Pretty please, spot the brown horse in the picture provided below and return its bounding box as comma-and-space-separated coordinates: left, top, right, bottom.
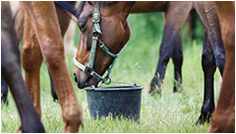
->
1, 1, 45, 132
1, 1, 78, 103
74, 1, 225, 124
194, 1, 235, 132
19, 1, 83, 132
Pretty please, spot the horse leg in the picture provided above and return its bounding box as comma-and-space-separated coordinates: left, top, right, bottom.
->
1, 77, 9, 105
22, 12, 43, 117
196, 28, 216, 124
150, 1, 192, 94
20, 2, 83, 132
1, 4, 25, 106
48, 4, 75, 102
1, 2, 45, 132
193, 2, 225, 76
48, 70, 58, 101
171, 30, 183, 92
209, 2, 235, 132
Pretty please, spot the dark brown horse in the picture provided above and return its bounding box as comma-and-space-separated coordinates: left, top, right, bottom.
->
1, 1, 45, 132
73, 1, 225, 124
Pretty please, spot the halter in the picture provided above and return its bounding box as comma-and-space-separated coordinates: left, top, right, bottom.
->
74, 2, 121, 85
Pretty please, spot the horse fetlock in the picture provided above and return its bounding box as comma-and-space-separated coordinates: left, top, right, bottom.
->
149, 76, 162, 94
173, 82, 183, 93
196, 111, 212, 125
63, 104, 83, 132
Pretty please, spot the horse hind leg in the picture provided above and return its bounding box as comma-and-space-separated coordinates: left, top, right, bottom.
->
22, 12, 43, 117
196, 28, 216, 124
171, 30, 183, 93
149, 2, 192, 94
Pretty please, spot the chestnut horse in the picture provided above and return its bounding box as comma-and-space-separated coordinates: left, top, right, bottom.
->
194, 1, 235, 132
1, 1, 45, 132
1, 1, 77, 103
74, 1, 225, 124
19, 1, 83, 132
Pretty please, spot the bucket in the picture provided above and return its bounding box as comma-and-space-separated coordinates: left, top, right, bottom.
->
85, 84, 143, 121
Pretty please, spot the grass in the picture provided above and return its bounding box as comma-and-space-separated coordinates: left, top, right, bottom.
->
1, 13, 221, 133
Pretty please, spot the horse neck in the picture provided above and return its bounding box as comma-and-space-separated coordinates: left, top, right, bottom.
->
101, 2, 135, 21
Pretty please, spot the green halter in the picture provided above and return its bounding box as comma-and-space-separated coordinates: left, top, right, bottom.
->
74, 2, 121, 85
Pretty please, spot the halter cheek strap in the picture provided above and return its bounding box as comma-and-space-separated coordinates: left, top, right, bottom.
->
74, 2, 122, 85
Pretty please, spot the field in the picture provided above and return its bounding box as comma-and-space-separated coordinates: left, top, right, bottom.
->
1, 13, 221, 133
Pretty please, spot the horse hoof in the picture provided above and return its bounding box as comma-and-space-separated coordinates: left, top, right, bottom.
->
194, 114, 210, 125
149, 85, 162, 95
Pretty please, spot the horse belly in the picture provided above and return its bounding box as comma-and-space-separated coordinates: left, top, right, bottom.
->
131, 1, 167, 13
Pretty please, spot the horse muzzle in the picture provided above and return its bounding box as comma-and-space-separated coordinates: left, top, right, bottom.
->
73, 70, 98, 89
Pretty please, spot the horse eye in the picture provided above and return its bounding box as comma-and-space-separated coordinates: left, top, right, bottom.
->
78, 22, 86, 32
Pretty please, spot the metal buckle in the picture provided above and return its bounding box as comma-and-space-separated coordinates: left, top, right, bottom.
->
104, 77, 111, 85
85, 66, 93, 74
93, 12, 100, 23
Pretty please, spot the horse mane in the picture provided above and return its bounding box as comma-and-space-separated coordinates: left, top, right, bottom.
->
76, 1, 85, 18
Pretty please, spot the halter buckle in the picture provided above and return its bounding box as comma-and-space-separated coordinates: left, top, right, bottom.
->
85, 66, 93, 74
93, 12, 100, 23
104, 77, 111, 85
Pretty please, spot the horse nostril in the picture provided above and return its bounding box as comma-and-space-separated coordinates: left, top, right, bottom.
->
73, 73, 78, 83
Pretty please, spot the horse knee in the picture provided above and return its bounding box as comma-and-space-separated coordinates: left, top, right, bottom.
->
22, 40, 42, 71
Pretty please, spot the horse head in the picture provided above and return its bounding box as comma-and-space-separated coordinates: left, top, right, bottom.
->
74, 1, 135, 88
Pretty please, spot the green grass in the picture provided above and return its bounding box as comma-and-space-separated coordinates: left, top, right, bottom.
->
1, 14, 221, 133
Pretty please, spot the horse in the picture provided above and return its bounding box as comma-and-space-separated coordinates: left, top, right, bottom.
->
194, 1, 235, 132
73, 1, 225, 124
1, 2, 24, 105
1, 1, 45, 132
1, 2, 81, 103
18, 1, 83, 132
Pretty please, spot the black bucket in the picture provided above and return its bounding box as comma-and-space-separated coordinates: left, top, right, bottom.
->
85, 84, 143, 121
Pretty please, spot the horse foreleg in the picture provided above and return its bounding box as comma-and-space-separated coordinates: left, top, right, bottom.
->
48, 4, 74, 102
171, 30, 183, 92
196, 28, 216, 124
22, 13, 43, 117
150, 1, 192, 94
1, 2, 45, 132
20, 2, 83, 132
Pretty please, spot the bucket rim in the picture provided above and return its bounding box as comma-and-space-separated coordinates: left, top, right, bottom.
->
84, 85, 144, 91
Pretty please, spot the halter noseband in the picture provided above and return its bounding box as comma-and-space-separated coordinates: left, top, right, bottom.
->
74, 2, 121, 85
